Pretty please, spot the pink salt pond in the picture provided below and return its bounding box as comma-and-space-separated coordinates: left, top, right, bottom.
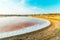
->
0, 17, 50, 38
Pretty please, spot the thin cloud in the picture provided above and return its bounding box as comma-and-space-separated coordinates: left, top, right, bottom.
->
0, 0, 60, 15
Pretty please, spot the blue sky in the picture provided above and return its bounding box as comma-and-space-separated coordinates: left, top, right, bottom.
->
25, 0, 60, 8
0, 0, 60, 15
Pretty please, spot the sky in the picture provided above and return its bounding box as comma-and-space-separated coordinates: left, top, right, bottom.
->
0, 0, 60, 15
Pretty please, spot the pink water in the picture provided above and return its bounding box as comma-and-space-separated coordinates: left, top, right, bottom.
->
0, 21, 40, 33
